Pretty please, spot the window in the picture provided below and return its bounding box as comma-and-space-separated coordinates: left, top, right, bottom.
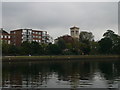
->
29, 30, 32, 33
76, 31, 78, 34
71, 31, 74, 36
8, 36, 10, 38
39, 32, 41, 35
32, 36, 34, 38
35, 36, 38, 38
39, 36, 41, 38
42, 32, 46, 35
39, 40, 41, 42
1, 35, 3, 38
8, 40, 10, 44
4, 36, 7, 38
23, 30, 26, 33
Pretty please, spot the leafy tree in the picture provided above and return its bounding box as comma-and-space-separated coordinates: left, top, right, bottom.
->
98, 38, 113, 54
2, 42, 19, 55
112, 37, 120, 54
79, 31, 94, 55
47, 44, 61, 55
62, 49, 73, 55
30, 41, 42, 55
79, 31, 94, 43
89, 41, 99, 55
79, 42, 90, 55
66, 43, 72, 50
57, 39, 66, 50
2, 29, 120, 55
103, 30, 115, 38
71, 40, 81, 55
100, 30, 120, 54
40, 43, 48, 55
21, 41, 31, 55
9, 45, 19, 55
2, 42, 11, 55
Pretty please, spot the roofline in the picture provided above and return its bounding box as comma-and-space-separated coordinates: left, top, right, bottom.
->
70, 26, 79, 29
10, 29, 47, 32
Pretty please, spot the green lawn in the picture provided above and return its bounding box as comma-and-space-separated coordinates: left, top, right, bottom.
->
2, 55, 120, 62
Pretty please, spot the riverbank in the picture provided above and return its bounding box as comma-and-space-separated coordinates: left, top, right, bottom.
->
2, 55, 120, 62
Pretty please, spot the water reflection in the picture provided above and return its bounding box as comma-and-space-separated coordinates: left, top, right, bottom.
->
2, 59, 120, 88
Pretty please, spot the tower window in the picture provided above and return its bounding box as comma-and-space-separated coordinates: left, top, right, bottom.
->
71, 31, 74, 36
76, 31, 78, 34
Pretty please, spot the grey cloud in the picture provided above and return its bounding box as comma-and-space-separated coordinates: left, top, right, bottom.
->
2, 2, 118, 40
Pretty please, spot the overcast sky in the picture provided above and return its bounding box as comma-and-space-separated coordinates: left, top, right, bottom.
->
2, 2, 118, 40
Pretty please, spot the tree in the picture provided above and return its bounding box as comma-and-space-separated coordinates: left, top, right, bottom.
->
2, 42, 19, 55
101, 30, 120, 54
89, 41, 99, 55
9, 45, 19, 55
66, 43, 72, 50
79, 31, 94, 55
98, 38, 113, 54
112, 36, 120, 54
47, 44, 61, 55
30, 41, 42, 55
2, 42, 11, 55
103, 30, 115, 39
21, 41, 31, 55
79, 31, 94, 43
57, 39, 66, 50
79, 42, 90, 55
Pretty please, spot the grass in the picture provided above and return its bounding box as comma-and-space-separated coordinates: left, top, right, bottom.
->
2, 55, 120, 62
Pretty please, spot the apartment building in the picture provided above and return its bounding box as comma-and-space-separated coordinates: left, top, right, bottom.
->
46, 34, 53, 44
0, 28, 11, 44
10, 29, 50, 46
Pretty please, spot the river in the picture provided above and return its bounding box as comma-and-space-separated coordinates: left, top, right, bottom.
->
2, 59, 120, 89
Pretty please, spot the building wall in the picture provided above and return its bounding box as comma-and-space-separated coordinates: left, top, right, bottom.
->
32, 30, 42, 43
46, 34, 53, 44
10, 29, 50, 46
41, 31, 47, 43
70, 26, 80, 40
1, 28, 52, 46
10, 29, 22, 46
55, 35, 74, 44
0, 29, 11, 44
22, 29, 32, 43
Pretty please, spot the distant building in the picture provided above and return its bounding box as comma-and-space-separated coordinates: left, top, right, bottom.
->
55, 35, 74, 44
10, 29, 50, 46
1, 28, 52, 46
46, 34, 53, 44
55, 26, 80, 44
70, 26, 80, 40
0, 28, 11, 44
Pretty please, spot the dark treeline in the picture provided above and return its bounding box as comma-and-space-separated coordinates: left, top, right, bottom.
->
2, 30, 120, 56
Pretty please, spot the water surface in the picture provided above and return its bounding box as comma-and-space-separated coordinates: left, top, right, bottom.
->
2, 59, 120, 89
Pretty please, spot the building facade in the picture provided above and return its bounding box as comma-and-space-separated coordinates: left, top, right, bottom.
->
10, 29, 50, 46
55, 35, 74, 44
46, 34, 53, 44
70, 26, 80, 40
0, 28, 11, 44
